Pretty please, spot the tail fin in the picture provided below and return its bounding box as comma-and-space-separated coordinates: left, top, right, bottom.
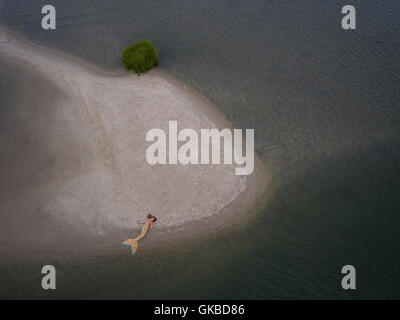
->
122, 239, 138, 255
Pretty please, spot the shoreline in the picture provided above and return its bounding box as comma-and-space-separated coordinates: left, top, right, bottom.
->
0, 25, 270, 258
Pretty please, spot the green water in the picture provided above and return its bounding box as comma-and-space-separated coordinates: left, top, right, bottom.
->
0, 0, 399, 299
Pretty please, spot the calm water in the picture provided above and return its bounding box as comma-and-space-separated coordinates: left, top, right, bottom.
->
1, 0, 400, 299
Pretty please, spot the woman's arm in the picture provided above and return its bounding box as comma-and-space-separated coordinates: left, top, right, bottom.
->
150, 221, 157, 228
137, 220, 146, 225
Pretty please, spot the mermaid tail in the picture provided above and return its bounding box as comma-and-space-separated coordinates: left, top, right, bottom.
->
122, 239, 138, 255
122, 222, 150, 255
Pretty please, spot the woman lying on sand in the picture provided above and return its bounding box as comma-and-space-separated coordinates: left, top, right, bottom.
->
122, 214, 157, 255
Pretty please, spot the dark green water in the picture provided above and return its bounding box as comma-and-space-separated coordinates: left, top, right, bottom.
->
0, 0, 399, 298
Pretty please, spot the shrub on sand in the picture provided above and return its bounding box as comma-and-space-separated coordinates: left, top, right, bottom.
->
121, 40, 158, 75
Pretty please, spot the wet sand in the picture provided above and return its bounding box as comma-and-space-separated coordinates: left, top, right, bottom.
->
0, 26, 269, 257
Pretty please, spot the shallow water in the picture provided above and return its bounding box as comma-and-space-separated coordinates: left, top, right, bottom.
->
0, 0, 400, 298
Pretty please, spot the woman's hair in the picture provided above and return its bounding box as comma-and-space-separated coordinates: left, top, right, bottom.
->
147, 213, 157, 222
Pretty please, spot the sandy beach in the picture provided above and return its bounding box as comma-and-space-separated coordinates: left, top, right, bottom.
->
0, 26, 269, 257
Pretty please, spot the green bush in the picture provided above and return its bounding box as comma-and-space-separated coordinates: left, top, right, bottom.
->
121, 40, 158, 74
